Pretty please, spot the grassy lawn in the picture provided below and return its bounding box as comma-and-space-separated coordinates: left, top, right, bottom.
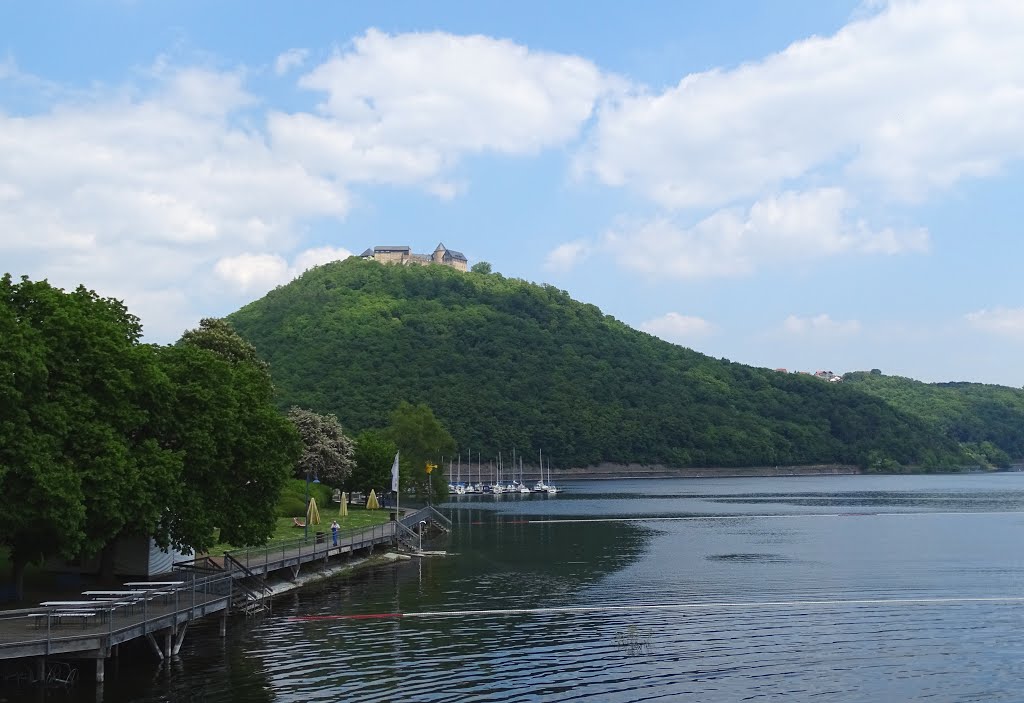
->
206, 503, 393, 556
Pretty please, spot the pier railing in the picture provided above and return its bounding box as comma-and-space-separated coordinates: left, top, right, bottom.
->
0, 571, 234, 654
223, 521, 396, 573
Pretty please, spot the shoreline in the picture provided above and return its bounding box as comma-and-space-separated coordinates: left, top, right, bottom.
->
554, 464, 861, 481
261, 551, 412, 599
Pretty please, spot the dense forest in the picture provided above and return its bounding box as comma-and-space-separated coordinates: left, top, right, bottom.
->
226, 258, 983, 471
843, 372, 1024, 467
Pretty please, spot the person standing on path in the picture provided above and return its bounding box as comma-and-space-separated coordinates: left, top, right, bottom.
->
331, 520, 340, 547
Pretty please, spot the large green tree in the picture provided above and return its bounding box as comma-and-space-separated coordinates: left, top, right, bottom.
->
349, 429, 399, 496
287, 406, 355, 486
0, 275, 180, 597
386, 401, 456, 500
160, 319, 301, 551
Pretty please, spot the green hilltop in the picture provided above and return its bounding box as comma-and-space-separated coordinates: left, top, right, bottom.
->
843, 371, 1024, 468
228, 258, 975, 471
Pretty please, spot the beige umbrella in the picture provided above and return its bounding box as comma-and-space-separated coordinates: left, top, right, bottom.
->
339, 492, 348, 516
307, 496, 321, 525
366, 489, 379, 510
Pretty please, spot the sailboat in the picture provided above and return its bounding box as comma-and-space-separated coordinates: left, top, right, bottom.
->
546, 457, 559, 495
533, 448, 548, 492
463, 449, 478, 493
519, 457, 531, 493
491, 452, 504, 494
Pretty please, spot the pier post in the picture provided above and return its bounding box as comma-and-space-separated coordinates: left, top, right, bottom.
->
95, 657, 105, 683
219, 613, 227, 637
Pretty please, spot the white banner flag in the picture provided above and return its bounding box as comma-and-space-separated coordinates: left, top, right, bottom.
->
390, 451, 400, 492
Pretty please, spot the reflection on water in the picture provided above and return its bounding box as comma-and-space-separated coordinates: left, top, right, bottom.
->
19, 474, 1024, 702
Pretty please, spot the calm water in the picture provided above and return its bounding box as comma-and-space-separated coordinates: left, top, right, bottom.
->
45, 475, 1024, 701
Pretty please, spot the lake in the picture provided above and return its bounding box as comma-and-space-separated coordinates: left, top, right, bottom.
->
59, 474, 1024, 701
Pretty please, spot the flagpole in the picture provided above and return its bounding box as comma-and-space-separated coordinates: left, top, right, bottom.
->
392, 450, 400, 526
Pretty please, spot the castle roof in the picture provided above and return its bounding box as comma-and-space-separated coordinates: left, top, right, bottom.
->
360, 248, 374, 257
374, 245, 411, 253
444, 249, 467, 261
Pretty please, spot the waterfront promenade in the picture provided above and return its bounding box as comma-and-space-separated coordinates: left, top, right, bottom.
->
0, 506, 449, 686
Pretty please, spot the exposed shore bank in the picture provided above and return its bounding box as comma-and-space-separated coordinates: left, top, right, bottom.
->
262, 551, 412, 600
555, 463, 861, 481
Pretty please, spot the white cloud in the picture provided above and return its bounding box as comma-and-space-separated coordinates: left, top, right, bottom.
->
782, 314, 862, 337
0, 63, 351, 340
214, 246, 353, 292
292, 245, 353, 273
543, 240, 591, 272
965, 308, 1024, 339
639, 312, 714, 345
580, 1, 1024, 209
269, 29, 611, 188
274, 48, 309, 76
599, 188, 927, 279
214, 253, 289, 292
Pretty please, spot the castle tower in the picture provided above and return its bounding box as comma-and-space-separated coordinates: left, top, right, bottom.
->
432, 242, 447, 264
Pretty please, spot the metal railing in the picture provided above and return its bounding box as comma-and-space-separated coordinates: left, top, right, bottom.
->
223, 521, 396, 573
0, 571, 234, 655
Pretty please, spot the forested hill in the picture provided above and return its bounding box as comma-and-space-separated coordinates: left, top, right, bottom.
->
227, 258, 963, 470
843, 372, 1024, 467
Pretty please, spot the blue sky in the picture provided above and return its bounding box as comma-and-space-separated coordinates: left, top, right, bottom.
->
3, 1, 1023, 385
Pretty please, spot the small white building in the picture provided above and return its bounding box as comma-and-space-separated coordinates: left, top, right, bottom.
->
46, 536, 191, 578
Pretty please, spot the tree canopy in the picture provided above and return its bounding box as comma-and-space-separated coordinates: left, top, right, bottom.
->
162, 318, 300, 550
0, 275, 179, 596
385, 401, 456, 499
843, 371, 1024, 468
287, 406, 355, 486
226, 258, 976, 472
0, 282, 300, 598
349, 429, 399, 497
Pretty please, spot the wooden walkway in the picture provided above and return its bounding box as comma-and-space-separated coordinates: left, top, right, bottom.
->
0, 506, 450, 685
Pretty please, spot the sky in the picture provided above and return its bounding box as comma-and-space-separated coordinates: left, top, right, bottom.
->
2, 1, 1023, 386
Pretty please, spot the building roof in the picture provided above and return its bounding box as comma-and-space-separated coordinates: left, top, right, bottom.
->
374, 245, 411, 253
444, 249, 467, 261
360, 248, 374, 257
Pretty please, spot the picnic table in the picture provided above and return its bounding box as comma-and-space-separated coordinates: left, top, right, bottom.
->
32, 603, 102, 628
81, 590, 145, 596
123, 581, 185, 587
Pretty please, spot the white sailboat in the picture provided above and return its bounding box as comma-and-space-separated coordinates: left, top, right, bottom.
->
546, 457, 558, 494
463, 449, 478, 493
491, 452, 504, 494
533, 448, 548, 492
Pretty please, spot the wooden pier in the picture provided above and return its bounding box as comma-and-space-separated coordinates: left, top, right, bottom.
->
0, 506, 450, 687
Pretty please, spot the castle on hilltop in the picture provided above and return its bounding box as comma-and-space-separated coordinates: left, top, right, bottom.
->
359, 242, 468, 272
